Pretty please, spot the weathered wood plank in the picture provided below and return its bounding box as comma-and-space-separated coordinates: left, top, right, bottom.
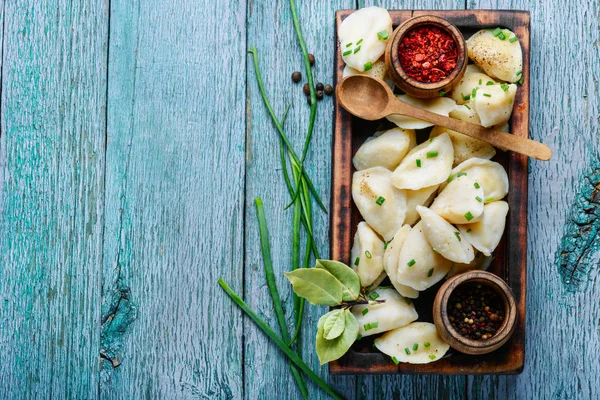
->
0, 0, 108, 398
244, 0, 355, 399
464, 0, 600, 398
100, 0, 247, 398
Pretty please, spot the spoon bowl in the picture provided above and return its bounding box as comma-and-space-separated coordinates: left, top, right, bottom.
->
335, 75, 552, 161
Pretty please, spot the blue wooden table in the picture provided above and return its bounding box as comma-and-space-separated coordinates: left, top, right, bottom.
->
0, 0, 597, 398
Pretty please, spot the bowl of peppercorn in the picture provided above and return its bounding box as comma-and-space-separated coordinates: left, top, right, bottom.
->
433, 270, 517, 355
385, 15, 468, 98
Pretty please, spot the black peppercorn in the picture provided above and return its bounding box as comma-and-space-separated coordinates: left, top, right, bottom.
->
302, 83, 310, 96
316, 90, 324, 100
291, 71, 302, 83
308, 53, 315, 66
324, 84, 334, 96
316, 82, 324, 91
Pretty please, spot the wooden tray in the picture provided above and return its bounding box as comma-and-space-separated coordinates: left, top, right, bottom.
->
330, 10, 529, 375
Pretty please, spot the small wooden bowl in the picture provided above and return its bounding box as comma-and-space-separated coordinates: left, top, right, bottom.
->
433, 271, 517, 355
385, 15, 468, 98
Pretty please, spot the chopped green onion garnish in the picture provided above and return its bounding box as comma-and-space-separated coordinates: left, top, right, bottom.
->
407, 259, 416, 267
377, 30, 389, 40
462, 93, 471, 101
467, 228, 472, 233
362, 308, 369, 316
371, 321, 379, 329
475, 196, 482, 202
364, 62, 373, 71
369, 291, 380, 300
457, 172, 467, 177
455, 232, 461, 241
518, 76, 524, 85
485, 196, 494, 202
384, 241, 389, 250
365, 250, 372, 259
376, 196, 385, 205
500, 83, 509, 92
492, 27, 502, 37
472, 87, 477, 98
404, 297, 412, 305
465, 211, 474, 221
483, 93, 491, 97
516, 70, 523, 76
392, 356, 400, 365
354, 257, 360, 266
357, 333, 362, 340
430, 137, 434, 143
474, 182, 480, 189
432, 248, 437, 253
416, 159, 421, 168
364, 323, 372, 331
424, 342, 431, 347
486, 81, 494, 86
498, 32, 506, 40
427, 268, 434, 277
413, 343, 419, 351
439, 89, 446, 96
354, 46, 361, 54
509, 36, 519, 43
346, 42, 352, 48
479, 79, 482, 85
405, 348, 411, 355
356, 38, 363, 45
342, 50, 352, 56
429, 354, 436, 360
447, 175, 454, 183
464, 104, 471, 110
426, 151, 438, 158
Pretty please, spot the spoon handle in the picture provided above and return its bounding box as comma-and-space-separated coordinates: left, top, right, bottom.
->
386, 99, 552, 161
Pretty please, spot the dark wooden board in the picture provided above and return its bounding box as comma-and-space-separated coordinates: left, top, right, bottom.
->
330, 9, 529, 375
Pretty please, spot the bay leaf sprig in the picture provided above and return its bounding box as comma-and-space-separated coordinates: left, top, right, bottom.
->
284, 259, 385, 364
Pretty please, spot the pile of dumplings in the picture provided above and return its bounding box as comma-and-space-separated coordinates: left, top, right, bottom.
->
340, 6, 519, 364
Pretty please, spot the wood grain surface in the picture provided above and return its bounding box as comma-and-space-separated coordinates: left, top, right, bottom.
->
0, 0, 597, 399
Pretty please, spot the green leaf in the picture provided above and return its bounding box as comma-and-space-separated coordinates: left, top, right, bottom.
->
322, 309, 346, 340
315, 259, 361, 301
284, 269, 343, 306
316, 310, 359, 365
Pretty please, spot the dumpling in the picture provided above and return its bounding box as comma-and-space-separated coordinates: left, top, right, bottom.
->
447, 251, 493, 278
467, 28, 523, 83
472, 83, 517, 128
430, 175, 485, 224
374, 322, 450, 364
351, 222, 385, 286
353, 128, 416, 171
352, 287, 418, 337
397, 221, 452, 291
404, 185, 439, 226
450, 66, 497, 105
443, 158, 509, 202
383, 225, 419, 299
343, 59, 395, 88
449, 102, 482, 125
365, 270, 387, 292
352, 167, 407, 240
391, 133, 454, 190
338, 7, 392, 72
387, 95, 456, 129
430, 125, 495, 167
457, 201, 509, 256
417, 206, 475, 264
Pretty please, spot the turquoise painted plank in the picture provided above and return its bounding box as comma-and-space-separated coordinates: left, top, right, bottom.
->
465, 0, 600, 398
244, 0, 355, 399
101, 0, 246, 397
0, 0, 108, 398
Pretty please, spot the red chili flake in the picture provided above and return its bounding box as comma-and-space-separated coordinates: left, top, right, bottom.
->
398, 25, 458, 83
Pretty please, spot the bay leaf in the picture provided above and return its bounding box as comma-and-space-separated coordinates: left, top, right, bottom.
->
316, 309, 359, 365
323, 309, 346, 340
284, 268, 343, 306
315, 259, 361, 301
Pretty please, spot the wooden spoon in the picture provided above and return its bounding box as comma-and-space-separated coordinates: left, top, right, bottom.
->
336, 75, 552, 161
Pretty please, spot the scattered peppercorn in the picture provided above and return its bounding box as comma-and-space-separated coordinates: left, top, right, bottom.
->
303, 83, 310, 96
291, 71, 302, 83
447, 283, 505, 341
316, 90, 324, 100
316, 82, 324, 91
324, 84, 334, 96
308, 53, 315, 65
